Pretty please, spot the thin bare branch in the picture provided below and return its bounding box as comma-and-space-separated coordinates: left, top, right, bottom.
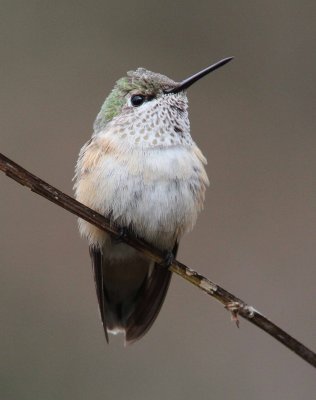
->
1, 152, 315, 368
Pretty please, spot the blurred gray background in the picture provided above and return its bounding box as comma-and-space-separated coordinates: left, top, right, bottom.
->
1, 1, 316, 399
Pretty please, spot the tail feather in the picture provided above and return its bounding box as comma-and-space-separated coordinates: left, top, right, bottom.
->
125, 265, 172, 343
89, 243, 177, 344
89, 246, 109, 342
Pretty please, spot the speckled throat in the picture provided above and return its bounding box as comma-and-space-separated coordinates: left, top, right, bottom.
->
100, 92, 192, 149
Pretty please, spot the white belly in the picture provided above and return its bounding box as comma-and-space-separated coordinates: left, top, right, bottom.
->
75, 145, 208, 250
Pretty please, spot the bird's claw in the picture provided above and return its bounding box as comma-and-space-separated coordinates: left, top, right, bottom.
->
114, 227, 129, 243
159, 250, 174, 269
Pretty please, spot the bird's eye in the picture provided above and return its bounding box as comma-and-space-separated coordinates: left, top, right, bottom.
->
131, 94, 145, 107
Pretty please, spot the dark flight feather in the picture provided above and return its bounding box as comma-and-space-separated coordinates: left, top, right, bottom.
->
89, 246, 109, 343
89, 242, 178, 344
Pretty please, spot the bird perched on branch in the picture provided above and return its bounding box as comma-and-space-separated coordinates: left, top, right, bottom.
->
74, 57, 233, 344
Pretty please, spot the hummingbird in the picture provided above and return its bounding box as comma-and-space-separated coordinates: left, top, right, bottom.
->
74, 57, 233, 344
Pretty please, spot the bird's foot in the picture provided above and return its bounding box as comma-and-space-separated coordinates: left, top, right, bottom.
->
159, 250, 175, 269
114, 227, 129, 243
225, 301, 241, 328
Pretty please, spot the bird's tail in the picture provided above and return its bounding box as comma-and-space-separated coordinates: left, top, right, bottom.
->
89, 244, 174, 344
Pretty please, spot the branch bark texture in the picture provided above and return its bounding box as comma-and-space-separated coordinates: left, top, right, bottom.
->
0, 152, 315, 368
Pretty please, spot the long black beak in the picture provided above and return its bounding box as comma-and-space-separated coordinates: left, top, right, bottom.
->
164, 56, 234, 94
